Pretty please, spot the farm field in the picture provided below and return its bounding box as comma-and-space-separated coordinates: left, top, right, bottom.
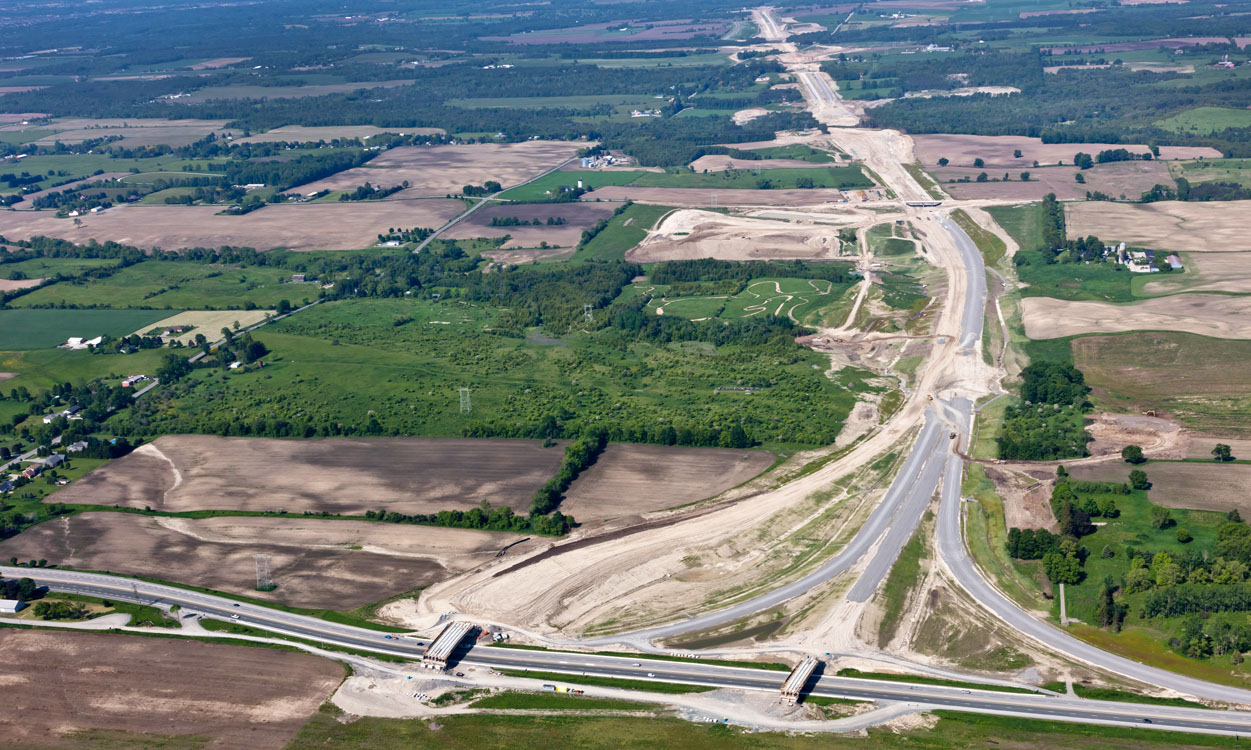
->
288, 705, 1251, 750
11, 261, 300, 310
912, 134, 1219, 169
1169, 158, 1251, 187
560, 444, 775, 520
628, 209, 847, 262
441, 202, 615, 249
1065, 200, 1251, 253
0, 511, 450, 608
1072, 332, 1251, 434
107, 297, 864, 448
573, 203, 672, 261
0, 257, 118, 281
0, 630, 342, 750
1154, 106, 1251, 135
0, 200, 466, 252
583, 185, 856, 207
0, 346, 171, 391
134, 309, 275, 343
176, 80, 415, 102
1021, 295, 1251, 340
297, 141, 584, 197
0, 153, 221, 193
933, 160, 1170, 201
50, 436, 568, 516
1068, 461, 1251, 515
232, 124, 444, 143
1136, 252, 1251, 295
688, 155, 834, 171
15, 116, 240, 147
0, 308, 172, 349
501, 166, 873, 202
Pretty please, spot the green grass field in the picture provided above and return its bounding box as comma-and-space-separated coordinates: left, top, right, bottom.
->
0, 346, 173, 391
0, 309, 173, 350
987, 203, 1043, 253
0, 257, 118, 280
110, 297, 869, 448
1154, 106, 1251, 135
1169, 158, 1251, 188
573, 204, 673, 262
470, 692, 654, 711
1070, 331, 1251, 434
498, 166, 872, 202
0, 154, 219, 193
744, 144, 836, 163
12, 261, 299, 310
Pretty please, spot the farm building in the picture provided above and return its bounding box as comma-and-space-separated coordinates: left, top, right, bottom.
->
42, 454, 66, 469
0, 600, 26, 614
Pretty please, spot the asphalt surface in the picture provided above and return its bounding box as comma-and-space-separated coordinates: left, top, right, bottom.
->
7, 566, 1251, 735
590, 410, 948, 642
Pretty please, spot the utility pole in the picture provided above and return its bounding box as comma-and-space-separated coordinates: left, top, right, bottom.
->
459, 387, 472, 414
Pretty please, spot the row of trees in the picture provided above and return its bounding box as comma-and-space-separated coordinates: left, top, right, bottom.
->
530, 432, 607, 516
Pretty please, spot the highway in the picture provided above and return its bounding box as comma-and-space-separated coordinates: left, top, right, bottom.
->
7, 565, 1251, 736
589, 411, 949, 642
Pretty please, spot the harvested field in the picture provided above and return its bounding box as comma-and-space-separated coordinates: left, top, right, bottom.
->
933, 160, 1171, 201
689, 154, 832, 171
912, 134, 1219, 169
1068, 461, 1251, 515
1139, 252, 1251, 295
232, 124, 443, 144
297, 141, 582, 197
0, 200, 465, 252
1074, 332, 1251, 435
1127, 62, 1194, 73
627, 208, 845, 262
25, 117, 239, 148
177, 80, 414, 102
0, 630, 341, 749
441, 202, 614, 248
146, 515, 516, 570
560, 444, 775, 520
188, 56, 251, 69
1043, 36, 1228, 54
133, 310, 274, 343
1184, 434, 1251, 461
0, 512, 450, 608
584, 185, 852, 207
50, 435, 567, 516
1065, 200, 1251, 252
481, 246, 574, 264
0, 278, 41, 291
1022, 294, 1251, 340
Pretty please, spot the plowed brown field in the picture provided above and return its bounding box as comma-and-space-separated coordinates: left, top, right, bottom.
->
0, 630, 341, 748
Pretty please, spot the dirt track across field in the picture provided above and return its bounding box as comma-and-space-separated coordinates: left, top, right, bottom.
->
1022, 294, 1251, 340
49, 435, 567, 516
0, 512, 458, 608
0, 630, 341, 748
1065, 200, 1251, 252
0, 200, 465, 252
561, 444, 776, 521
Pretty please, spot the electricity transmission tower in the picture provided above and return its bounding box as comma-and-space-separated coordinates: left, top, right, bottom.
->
584, 304, 594, 323
459, 387, 472, 413
255, 554, 275, 591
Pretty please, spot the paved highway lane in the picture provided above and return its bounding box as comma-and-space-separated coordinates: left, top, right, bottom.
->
589, 411, 949, 642
936, 453, 1251, 706
10, 566, 1251, 735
